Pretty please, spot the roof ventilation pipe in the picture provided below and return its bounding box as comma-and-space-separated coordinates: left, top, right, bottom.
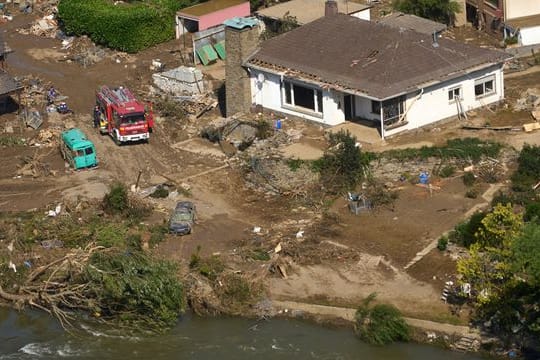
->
325, 0, 338, 16
432, 31, 439, 48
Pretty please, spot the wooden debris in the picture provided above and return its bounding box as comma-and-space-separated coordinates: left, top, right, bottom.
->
523, 122, 540, 132
533, 181, 540, 191
277, 264, 288, 279
462, 125, 519, 131
532, 111, 540, 121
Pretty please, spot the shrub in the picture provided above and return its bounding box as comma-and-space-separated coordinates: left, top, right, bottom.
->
524, 202, 540, 223
512, 145, 540, 193
437, 236, 448, 251
449, 211, 486, 248
438, 165, 455, 178
215, 273, 263, 309
84, 250, 185, 330
380, 138, 502, 162
57, 0, 191, 53
96, 223, 128, 248
189, 248, 225, 281
103, 183, 128, 214
465, 188, 479, 199
150, 185, 169, 198
491, 191, 514, 207
316, 130, 371, 193
463, 172, 476, 187
149, 224, 169, 248
355, 293, 410, 345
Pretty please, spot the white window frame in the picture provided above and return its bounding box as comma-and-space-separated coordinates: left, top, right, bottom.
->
474, 75, 496, 99
281, 79, 323, 115
448, 86, 462, 102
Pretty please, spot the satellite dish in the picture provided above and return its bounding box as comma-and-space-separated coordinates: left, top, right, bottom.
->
257, 73, 265, 84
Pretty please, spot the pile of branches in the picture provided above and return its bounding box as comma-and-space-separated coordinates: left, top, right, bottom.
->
0, 243, 105, 329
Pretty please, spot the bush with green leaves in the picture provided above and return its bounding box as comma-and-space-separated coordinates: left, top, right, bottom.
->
314, 130, 372, 193
438, 165, 455, 178
84, 250, 185, 330
511, 144, 540, 194
462, 172, 476, 187
437, 235, 448, 251
393, 0, 461, 25
379, 138, 502, 162
57, 0, 195, 52
103, 183, 129, 214
355, 293, 410, 345
449, 211, 486, 248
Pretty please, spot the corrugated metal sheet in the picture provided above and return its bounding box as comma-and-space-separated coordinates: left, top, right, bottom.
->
214, 41, 226, 60
196, 44, 218, 65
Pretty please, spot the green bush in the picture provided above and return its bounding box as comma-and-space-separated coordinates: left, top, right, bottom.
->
449, 211, 486, 248
103, 183, 129, 214
465, 188, 479, 199
438, 165, 455, 178
315, 130, 372, 193
96, 223, 128, 248
512, 144, 540, 193
437, 236, 448, 251
149, 224, 169, 248
84, 250, 185, 330
379, 138, 502, 162
524, 202, 540, 223
57, 0, 193, 53
355, 293, 410, 345
463, 172, 476, 187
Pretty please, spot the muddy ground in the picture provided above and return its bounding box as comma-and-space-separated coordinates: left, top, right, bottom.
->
2, 8, 540, 323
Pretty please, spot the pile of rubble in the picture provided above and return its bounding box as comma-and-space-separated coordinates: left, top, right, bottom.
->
515, 88, 540, 112
28, 128, 61, 147
16, 152, 55, 178
18, 13, 58, 38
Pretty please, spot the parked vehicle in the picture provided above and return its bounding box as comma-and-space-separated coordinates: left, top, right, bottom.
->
169, 201, 196, 235
95, 85, 154, 145
60, 128, 98, 170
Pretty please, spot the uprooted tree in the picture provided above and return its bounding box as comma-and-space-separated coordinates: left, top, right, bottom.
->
0, 183, 184, 332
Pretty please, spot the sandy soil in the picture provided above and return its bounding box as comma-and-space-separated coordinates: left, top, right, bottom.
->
2, 9, 540, 324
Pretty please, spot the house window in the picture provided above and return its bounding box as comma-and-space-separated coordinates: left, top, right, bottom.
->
474, 75, 495, 98
371, 100, 381, 114
282, 80, 323, 113
448, 87, 462, 102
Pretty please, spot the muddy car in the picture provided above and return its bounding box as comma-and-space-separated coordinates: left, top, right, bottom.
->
169, 201, 196, 235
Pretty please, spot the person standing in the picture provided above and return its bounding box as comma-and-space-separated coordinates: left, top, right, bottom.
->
93, 106, 101, 128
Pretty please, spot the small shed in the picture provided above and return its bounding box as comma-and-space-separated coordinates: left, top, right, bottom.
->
175, 0, 251, 38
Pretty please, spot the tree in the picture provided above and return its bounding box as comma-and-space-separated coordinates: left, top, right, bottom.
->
315, 130, 371, 193
475, 203, 523, 249
393, 0, 461, 25
260, 15, 300, 40
354, 293, 410, 345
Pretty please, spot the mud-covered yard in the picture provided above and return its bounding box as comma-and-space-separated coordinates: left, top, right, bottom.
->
1, 6, 540, 326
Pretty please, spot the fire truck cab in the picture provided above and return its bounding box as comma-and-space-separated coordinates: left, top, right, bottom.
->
95, 86, 154, 145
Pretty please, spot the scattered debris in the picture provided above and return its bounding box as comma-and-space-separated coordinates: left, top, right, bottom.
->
253, 226, 262, 234
47, 204, 62, 217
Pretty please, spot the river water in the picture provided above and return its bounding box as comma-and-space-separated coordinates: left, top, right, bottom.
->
0, 308, 487, 360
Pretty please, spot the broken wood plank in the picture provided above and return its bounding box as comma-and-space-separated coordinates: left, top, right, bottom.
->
523, 122, 540, 132
461, 125, 519, 131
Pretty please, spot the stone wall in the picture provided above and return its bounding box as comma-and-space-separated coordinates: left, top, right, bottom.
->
225, 24, 259, 117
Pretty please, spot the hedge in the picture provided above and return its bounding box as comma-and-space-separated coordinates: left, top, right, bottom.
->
57, 0, 198, 53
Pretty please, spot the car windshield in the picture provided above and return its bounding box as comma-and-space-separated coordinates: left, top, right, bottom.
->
121, 113, 145, 124
171, 212, 192, 222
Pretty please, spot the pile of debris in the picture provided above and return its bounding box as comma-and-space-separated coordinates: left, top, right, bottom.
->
18, 14, 59, 38
245, 156, 319, 197
28, 128, 61, 147
62, 36, 108, 67
514, 88, 540, 112
16, 153, 54, 178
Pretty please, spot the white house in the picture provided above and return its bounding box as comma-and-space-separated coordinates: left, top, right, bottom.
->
244, 12, 511, 139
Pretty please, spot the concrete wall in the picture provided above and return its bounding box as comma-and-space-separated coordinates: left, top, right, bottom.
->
198, 2, 251, 30
519, 26, 540, 46
350, 8, 370, 21
506, 0, 540, 19
250, 69, 344, 125
385, 64, 504, 137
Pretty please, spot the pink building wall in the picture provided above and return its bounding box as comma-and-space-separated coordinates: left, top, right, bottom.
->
198, 2, 250, 30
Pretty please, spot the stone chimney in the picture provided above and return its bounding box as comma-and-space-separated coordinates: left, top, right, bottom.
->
225, 17, 260, 117
325, 0, 338, 16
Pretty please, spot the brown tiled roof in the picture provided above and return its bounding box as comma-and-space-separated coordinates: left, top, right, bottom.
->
0, 71, 23, 96
247, 14, 511, 99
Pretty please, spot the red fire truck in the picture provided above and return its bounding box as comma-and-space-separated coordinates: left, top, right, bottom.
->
95, 86, 154, 145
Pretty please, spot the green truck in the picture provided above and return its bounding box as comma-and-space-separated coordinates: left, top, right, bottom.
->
60, 128, 98, 170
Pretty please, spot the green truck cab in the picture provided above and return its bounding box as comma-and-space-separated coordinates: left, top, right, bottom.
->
60, 128, 98, 170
